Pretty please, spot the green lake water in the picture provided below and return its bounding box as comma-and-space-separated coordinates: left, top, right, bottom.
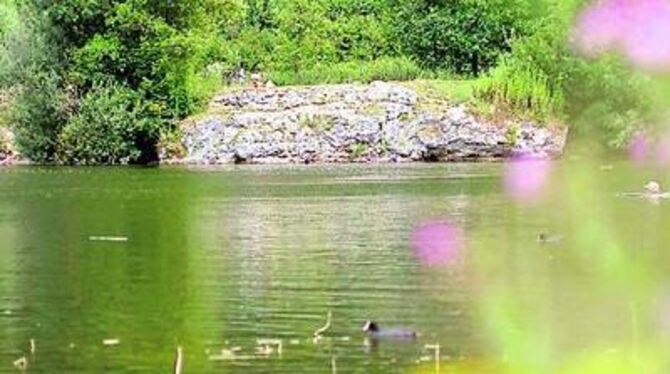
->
1, 163, 670, 373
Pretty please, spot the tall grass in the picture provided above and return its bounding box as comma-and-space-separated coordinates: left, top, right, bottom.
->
267, 57, 434, 86
475, 58, 564, 121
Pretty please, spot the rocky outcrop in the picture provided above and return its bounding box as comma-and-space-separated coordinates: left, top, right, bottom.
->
0, 127, 17, 165
167, 82, 567, 164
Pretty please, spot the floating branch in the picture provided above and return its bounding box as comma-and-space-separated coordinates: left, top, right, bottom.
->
29, 339, 35, 354
424, 344, 440, 374
103, 338, 120, 346
208, 348, 254, 361
313, 310, 332, 339
89, 236, 129, 242
173, 346, 183, 374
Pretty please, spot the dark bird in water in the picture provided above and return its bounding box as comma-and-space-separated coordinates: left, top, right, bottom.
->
537, 232, 564, 244
362, 321, 417, 340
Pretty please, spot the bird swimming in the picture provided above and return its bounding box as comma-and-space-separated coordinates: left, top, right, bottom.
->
362, 321, 417, 340
645, 181, 662, 194
618, 181, 670, 200
643, 180, 670, 201
537, 232, 563, 244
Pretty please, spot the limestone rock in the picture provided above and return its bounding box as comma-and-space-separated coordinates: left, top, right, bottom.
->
165, 83, 567, 164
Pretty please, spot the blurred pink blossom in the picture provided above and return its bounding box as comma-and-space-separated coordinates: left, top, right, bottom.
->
655, 135, 670, 166
628, 133, 651, 165
574, 0, 670, 70
503, 154, 552, 202
411, 221, 464, 266
656, 290, 670, 336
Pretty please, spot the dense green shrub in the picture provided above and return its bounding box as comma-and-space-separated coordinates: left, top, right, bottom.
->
3, 0, 235, 163
220, 0, 395, 73
57, 85, 155, 165
395, 0, 536, 75
474, 0, 651, 147
11, 72, 68, 162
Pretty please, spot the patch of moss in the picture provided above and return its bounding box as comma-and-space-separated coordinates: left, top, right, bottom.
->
506, 125, 520, 147
348, 142, 370, 160
360, 103, 386, 116
398, 111, 417, 122
403, 79, 475, 104
299, 114, 335, 132
158, 129, 186, 159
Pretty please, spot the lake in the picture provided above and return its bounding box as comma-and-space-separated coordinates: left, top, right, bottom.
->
1, 163, 669, 373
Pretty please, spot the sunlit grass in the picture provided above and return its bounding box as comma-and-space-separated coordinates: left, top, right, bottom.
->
267, 57, 437, 86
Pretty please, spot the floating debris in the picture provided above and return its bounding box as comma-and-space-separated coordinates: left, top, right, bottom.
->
3, 310, 12, 315
89, 236, 129, 242
424, 344, 441, 373
69, 343, 76, 349
256, 339, 282, 356
13, 356, 27, 371
208, 348, 254, 361
339, 336, 351, 342
289, 339, 300, 345
173, 346, 183, 374
313, 310, 332, 340
331, 356, 337, 374
537, 233, 564, 244
30, 339, 35, 354
103, 338, 120, 346
255, 345, 274, 356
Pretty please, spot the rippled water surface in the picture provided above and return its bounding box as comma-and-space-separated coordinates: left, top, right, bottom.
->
1, 163, 669, 372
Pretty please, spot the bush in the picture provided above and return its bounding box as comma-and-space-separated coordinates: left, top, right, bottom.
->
57, 85, 156, 165
395, 0, 535, 75
11, 72, 68, 162
7, 0, 237, 163
474, 1, 652, 147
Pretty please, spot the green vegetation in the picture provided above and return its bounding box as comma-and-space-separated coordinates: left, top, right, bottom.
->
348, 142, 370, 160
268, 57, 428, 86
0, 0, 654, 164
474, 1, 653, 147
299, 114, 335, 132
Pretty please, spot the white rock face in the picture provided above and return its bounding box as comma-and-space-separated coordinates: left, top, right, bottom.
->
169, 82, 567, 164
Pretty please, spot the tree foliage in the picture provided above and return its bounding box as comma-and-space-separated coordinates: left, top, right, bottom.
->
0, 0, 650, 163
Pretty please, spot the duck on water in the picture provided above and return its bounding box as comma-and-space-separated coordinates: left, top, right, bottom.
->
619, 181, 670, 200
362, 321, 418, 340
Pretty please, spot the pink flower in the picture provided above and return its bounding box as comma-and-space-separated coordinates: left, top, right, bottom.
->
628, 133, 651, 166
503, 154, 552, 202
574, 0, 670, 71
655, 135, 670, 166
410, 221, 464, 266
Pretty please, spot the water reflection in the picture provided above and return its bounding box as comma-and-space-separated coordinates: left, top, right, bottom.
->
1, 163, 669, 372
